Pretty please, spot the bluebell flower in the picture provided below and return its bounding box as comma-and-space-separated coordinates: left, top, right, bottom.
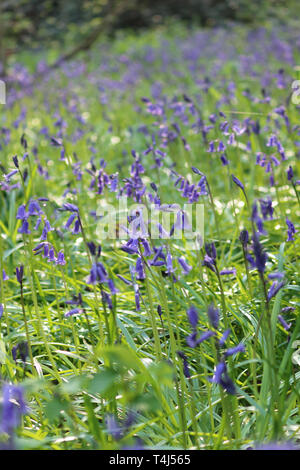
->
48, 247, 56, 263
231, 174, 244, 191
207, 141, 215, 153
105, 414, 123, 440
259, 198, 273, 220
268, 272, 284, 280
27, 199, 41, 216
186, 305, 198, 329
157, 305, 162, 317
165, 252, 176, 274
56, 251, 66, 265
287, 165, 294, 181
267, 281, 285, 301
203, 254, 216, 273
217, 141, 226, 152
135, 257, 145, 280
186, 329, 215, 348
16, 204, 26, 220
239, 229, 249, 247
177, 351, 191, 378
16, 265, 24, 285
134, 284, 141, 311
12, 155, 19, 168
286, 218, 296, 241
247, 232, 267, 273
278, 315, 291, 331
62, 202, 79, 213
224, 343, 245, 357
65, 308, 83, 317
210, 361, 236, 395
116, 274, 132, 286
11, 341, 28, 363
220, 268, 236, 275
72, 218, 81, 234
43, 244, 49, 258
205, 242, 217, 261
219, 329, 231, 347
65, 213, 76, 230
35, 217, 42, 230
220, 153, 229, 166
108, 278, 118, 295
207, 304, 220, 330
4, 169, 18, 181
281, 306, 295, 314
0, 384, 27, 436
178, 257, 192, 275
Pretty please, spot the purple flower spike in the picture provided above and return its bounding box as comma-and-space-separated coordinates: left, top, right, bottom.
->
108, 278, 118, 295
65, 213, 76, 230
286, 218, 296, 242
277, 315, 291, 331
18, 219, 31, 235
281, 306, 295, 313
72, 218, 81, 234
106, 414, 123, 441
287, 166, 294, 181
12, 155, 19, 168
136, 257, 145, 280
191, 167, 203, 176
267, 281, 285, 301
16, 204, 26, 220
210, 361, 236, 395
251, 232, 267, 273
178, 257, 192, 275
268, 272, 284, 280
16, 265, 24, 285
65, 308, 82, 317
48, 247, 56, 263
28, 200, 41, 216
62, 202, 79, 213
1, 384, 27, 435
231, 174, 244, 191
116, 274, 132, 286
207, 304, 220, 329
186, 305, 198, 329
219, 329, 231, 347
177, 351, 191, 378
220, 153, 229, 166
224, 343, 245, 357
220, 268, 236, 276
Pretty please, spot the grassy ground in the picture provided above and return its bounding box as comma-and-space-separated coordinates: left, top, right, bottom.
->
0, 23, 299, 450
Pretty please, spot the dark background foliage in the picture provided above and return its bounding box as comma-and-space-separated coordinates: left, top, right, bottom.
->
0, 0, 298, 74
0, 0, 296, 45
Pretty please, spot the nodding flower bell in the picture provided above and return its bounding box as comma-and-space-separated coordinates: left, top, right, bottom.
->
231, 174, 244, 191
209, 361, 236, 395
207, 303, 220, 330
16, 265, 24, 285
186, 305, 198, 329
286, 218, 296, 242
177, 351, 191, 378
